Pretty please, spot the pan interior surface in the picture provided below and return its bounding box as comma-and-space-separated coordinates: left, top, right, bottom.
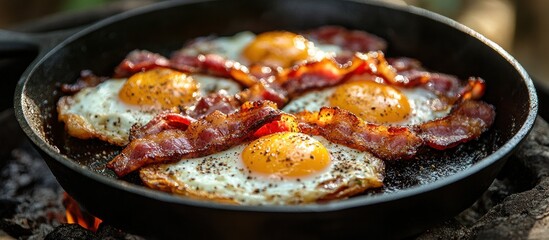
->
14, 0, 537, 238
19, 0, 533, 206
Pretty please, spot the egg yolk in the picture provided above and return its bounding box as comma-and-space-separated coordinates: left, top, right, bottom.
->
329, 81, 411, 124
242, 31, 313, 68
119, 68, 198, 109
242, 132, 330, 178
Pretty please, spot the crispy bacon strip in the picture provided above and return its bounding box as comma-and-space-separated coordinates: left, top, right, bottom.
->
278, 51, 396, 97
388, 57, 486, 104
394, 71, 485, 103
293, 100, 495, 159
60, 70, 108, 94
114, 50, 170, 78
456, 77, 486, 102
170, 53, 259, 87
279, 57, 357, 97
107, 101, 282, 177
187, 92, 243, 118
295, 107, 423, 160
305, 25, 387, 52
415, 100, 495, 150
113, 50, 260, 87
131, 81, 287, 140
129, 93, 242, 143
129, 112, 195, 141
187, 81, 287, 119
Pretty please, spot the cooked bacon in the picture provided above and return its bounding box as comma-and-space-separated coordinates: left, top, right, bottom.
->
131, 81, 287, 141
278, 51, 396, 97
456, 77, 486, 102
60, 70, 108, 94
293, 100, 495, 159
128, 102, 494, 172
187, 91, 243, 118
114, 49, 263, 90
107, 101, 282, 176
113, 50, 170, 78
387, 57, 487, 105
295, 107, 423, 160
186, 81, 287, 119
279, 57, 357, 97
415, 100, 495, 150
305, 25, 387, 52
170, 53, 258, 87
129, 112, 195, 141
129, 92, 246, 141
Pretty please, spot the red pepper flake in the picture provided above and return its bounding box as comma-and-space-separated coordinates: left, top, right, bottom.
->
253, 120, 290, 138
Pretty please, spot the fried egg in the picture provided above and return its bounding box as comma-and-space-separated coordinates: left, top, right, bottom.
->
282, 79, 450, 126
181, 31, 342, 68
57, 68, 242, 145
140, 132, 384, 205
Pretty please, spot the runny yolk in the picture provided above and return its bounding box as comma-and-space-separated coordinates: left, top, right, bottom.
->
242, 132, 330, 178
329, 81, 411, 124
242, 31, 313, 68
119, 68, 199, 109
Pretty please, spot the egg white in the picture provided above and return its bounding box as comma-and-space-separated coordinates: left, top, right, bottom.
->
282, 85, 450, 126
139, 135, 384, 205
180, 31, 342, 65
58, 79, 158, 145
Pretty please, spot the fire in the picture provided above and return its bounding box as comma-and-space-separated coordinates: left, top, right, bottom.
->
63, 193, 103, 232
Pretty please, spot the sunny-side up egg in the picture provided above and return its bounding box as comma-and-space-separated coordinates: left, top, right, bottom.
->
282, 79, 450, 126
180, 31, 342, 68
139, 132, 385, 205
57, 68, 242, 146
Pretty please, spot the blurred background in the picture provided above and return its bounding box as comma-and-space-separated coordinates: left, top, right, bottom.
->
0, 0, 548, 90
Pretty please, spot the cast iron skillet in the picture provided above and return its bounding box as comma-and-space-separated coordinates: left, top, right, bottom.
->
4, 0, 538, 238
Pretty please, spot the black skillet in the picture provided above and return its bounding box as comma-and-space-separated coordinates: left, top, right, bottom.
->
3, 0, 537, 238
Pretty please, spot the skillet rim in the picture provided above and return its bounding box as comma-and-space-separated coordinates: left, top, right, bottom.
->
14, 0, 538, 213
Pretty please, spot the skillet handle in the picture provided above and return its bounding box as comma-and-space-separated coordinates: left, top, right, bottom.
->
0, 28, 79, 60
0, 30, 39, 58
0, 29, 81, 111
